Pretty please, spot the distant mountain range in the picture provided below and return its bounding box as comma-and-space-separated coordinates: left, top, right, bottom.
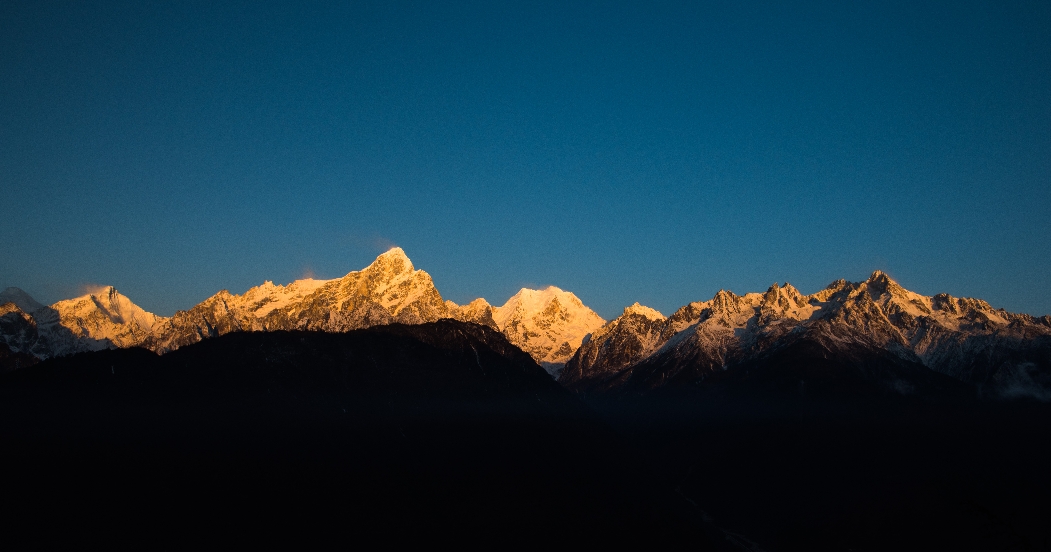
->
0, 249, 604, 376
561, 271, 1051, 399
3, 249, 1050, 398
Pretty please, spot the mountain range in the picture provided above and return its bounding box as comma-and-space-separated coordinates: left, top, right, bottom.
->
561, 271, 1051, 399
4, 250, 1051, 548
3, 249, 1050, 398
0, 248, 604, 377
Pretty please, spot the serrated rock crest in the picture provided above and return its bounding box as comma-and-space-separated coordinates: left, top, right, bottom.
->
560, 273, 1051, 399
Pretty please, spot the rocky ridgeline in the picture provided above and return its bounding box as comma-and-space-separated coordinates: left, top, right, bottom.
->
4, 256, 1051, 397
560, 271, 1051, 399
0, 248, 604, 375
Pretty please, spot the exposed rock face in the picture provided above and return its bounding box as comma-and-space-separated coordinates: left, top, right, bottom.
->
0, 302, 43, 362
566, 303, 665, 384
561, 272, 1051, 399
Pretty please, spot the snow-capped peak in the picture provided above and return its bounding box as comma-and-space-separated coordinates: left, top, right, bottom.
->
367, 247, 414, 275
623, 302, 664, 321
492, 286, 595, 327
54, 286, 165, 332
493, 286, 605, 374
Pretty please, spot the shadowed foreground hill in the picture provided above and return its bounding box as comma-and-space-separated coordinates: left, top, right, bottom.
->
0, 321, 715, 548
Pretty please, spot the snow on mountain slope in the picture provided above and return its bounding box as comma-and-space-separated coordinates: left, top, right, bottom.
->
7, 254, 1049, 399
447, 298, 499, 330
147, 247, 453, 352
47, 286, 168, 351
564, 303, 665, 381
240, 278, 332, 318
492, 286, 605, 376
1, 286, 171, 360
1, 252, 606, 372
561, 272, 1051, 397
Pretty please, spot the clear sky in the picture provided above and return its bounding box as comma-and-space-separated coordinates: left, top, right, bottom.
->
2, 0, 1049, 319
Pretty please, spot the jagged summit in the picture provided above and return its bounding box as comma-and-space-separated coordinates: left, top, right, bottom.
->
1, 249, 605, 374
869, 269, 890, 280
6, 257, 1050, 397
561, 272, 1051, 399
144, 248, 450, 353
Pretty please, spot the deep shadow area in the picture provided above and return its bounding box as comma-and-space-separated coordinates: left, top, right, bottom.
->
4, 321, 1049, 550
0, 322, 715, 548
589, 387, 1051, 551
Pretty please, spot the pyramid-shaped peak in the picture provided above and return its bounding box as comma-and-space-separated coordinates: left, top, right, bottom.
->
865, 270, 906, 292
868, 270, 895, 284
378, 246, 408, 260
465, 297, 492, 308
365, 247, 415, 275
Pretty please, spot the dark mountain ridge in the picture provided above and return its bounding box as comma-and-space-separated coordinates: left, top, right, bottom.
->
0, 320, 715, 548
3, 319, 1051, 549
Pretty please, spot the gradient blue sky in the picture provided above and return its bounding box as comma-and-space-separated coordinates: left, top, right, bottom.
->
2, 0, 1049, 319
